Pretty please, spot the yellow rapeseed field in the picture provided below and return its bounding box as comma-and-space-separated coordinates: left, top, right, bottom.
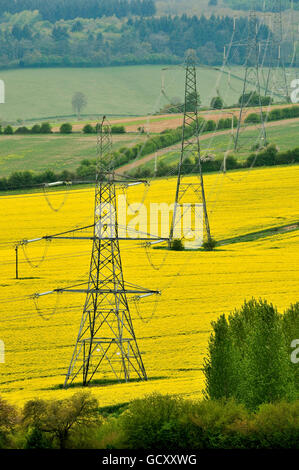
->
0, 165, 298, 406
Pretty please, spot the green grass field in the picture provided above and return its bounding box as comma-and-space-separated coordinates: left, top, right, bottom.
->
0, 65, 250, 122
0, 133, 146, 177
0, 65, 298, 123
136, 119, 299, 171
1, 118, 298, 178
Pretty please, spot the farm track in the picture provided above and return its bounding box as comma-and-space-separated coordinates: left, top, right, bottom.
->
51, 104, 298, 133
116, 116, 299, 174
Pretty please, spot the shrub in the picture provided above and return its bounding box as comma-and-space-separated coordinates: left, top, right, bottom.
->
83, 124, 94, 134
15, 126, 30, 134
31, 124, 41, 134
4, 125, 13, 135
111, 125, 125, 134
245, 113, 260, 123
60, 123, 72, 134
170, 239, 184, 251
120, 393, 188, 449
0, 397, 20, 448
250, 401, 299, 448
268, 108, 283, 121
211, 96, 224, 109
202, 237, 217, 251
205, 120, 217, 131
40, 122, 52, 134
246, 144, 278, 167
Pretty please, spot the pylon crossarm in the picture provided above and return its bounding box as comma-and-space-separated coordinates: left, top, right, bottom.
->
57, 289, 160, 294
43, 181, 72, 188
33, 288, 160, 297
144, 239, 169, 247
134, 292, 161, 300
17, 224, 96, 246
45, 236, 170, 241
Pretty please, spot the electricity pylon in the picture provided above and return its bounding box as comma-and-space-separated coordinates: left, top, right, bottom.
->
63, 120, 159, 387
264, 0, 289, 102
234, 11, 267, 151
19, 118, 161, 387
169, 52, 212, 248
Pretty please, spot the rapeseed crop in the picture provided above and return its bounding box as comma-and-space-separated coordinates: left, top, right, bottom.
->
0, 166, 298, 406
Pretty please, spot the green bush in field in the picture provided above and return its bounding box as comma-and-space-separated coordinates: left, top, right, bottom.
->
4, 125, 13, 135
211, 96, 224, 109
83, 124, 94, 134
268, 108, 283, 121
203, 299, 298, 410
170, 239, 184, 251
120, 394, 189, 449
31, 124, 41, 134
15, 126, 30, 134
40, 122, 52, 134
245, 112, 260, 123
202, 237, 217, 251
249, 401, 299, 449
246, 144, 279, 167
205, 120, 217, 131
119, 392, 299, 449
111, 125, 125, 134
60, 123, 72, 134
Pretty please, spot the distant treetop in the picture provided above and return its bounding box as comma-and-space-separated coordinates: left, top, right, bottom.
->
0, 0, 156, 21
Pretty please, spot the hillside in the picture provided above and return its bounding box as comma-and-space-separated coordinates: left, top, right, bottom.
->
1, 65, 299, 123
0, 65, 246, 122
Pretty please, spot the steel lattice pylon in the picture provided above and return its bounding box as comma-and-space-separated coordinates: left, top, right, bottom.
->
234, 11, 267, 151
169, 52, 211, 248
63, 120, 152, 388
264, 0, 289, 102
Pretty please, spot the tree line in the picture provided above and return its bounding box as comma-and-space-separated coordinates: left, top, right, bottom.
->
0, 13, 276, 69
224, 0, 299, 11
0, 0, 156, 21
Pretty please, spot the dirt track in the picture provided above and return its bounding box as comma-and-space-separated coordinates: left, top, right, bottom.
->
116, 116, 299, 174
52, 104, 297, 134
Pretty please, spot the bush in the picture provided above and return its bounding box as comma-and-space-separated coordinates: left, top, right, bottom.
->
250, 401, 299, 448
170, 239, 184, 251
0, 397, 20, 449
268, 108, 283, 121
60, 123, 72, 134
40, 122, 52, 134
120, 393, 189, 449
83, 124, 94, 134
4, 125, 13, 135
245, 112, 260, 123
111, 125, 125, 134
205, 120, 217, 131
246, 144, 278, 167
211, 96, 224, 109
202, 237, 217, 251
31, 124, 41, 134
15, 126, 30, 134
